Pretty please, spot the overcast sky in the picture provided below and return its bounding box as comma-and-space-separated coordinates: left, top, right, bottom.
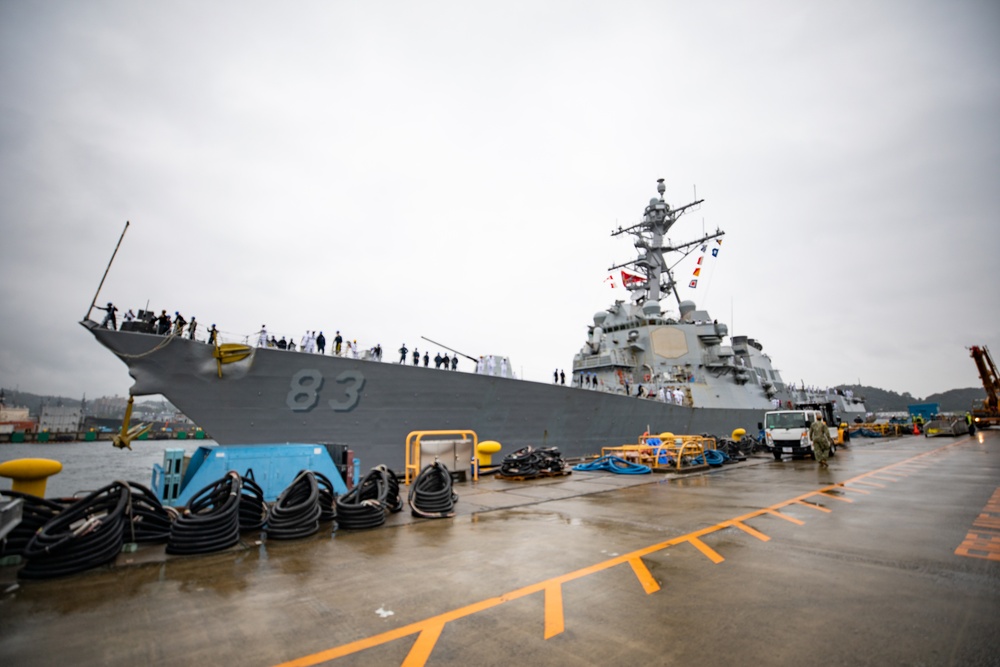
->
1, 0, 998, 405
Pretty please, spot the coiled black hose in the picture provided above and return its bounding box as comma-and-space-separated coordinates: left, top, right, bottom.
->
408, 462, 457, 518
265, 470, 322, 540
166, 472, 241, 555
536, 447, 566, 473
124, 481, 175, 543
315, 472, 338, 526
500, 446, 541, 477
0, 491, 68, 558
19, 482, 131, 579
499, 446, 567, 478
336, 466, 401, 529
239, 475, 267, 531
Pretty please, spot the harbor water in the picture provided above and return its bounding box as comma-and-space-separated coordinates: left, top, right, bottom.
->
0, 440, 208, 499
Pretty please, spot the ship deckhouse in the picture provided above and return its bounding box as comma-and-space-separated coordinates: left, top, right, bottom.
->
572, 180, 786, 409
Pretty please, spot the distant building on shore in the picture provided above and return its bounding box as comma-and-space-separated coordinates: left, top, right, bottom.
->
39, 405, 82, 434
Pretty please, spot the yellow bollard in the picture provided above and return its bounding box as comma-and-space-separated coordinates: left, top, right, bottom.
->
477, 441, 502, 466
0, 458, 63, 498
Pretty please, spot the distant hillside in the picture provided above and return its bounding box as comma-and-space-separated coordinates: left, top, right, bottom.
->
0, 388, 175, 418
0, 389, 81, 414
925, 388, 988, 413
836, 385, 986, 413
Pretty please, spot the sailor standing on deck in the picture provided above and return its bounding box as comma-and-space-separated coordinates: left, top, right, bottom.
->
257, 325, 268, 347
399, 344, 408, 363
98, 302, 119, 330
188, 317, 198, 340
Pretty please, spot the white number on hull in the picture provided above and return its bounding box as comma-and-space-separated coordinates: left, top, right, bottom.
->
286, 368, 366, 413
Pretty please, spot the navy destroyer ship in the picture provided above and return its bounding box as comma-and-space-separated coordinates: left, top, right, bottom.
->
82, 180, 864, 469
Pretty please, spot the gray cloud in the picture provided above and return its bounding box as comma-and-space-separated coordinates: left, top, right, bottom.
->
1, 0, 998, 403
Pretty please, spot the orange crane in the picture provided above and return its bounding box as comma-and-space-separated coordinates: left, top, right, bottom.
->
969, 345, 1000, 428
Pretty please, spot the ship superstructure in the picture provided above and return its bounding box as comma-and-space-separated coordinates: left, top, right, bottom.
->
573, 179, 785, 410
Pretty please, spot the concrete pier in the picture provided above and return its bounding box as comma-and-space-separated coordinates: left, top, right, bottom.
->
1, 432, 998, 666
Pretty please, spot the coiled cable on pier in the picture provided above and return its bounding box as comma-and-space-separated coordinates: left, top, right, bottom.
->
692, 449, 727, 467
499, 446, 567, 478
238, 475, 267, 531
336, 466, 401, 529
408, 462, 457, 518
124, 481, 175, 543
536, 447, 567, 473
0, 491, 68, 558
265, 470, 322, 540
166, 472, 241, 555
573, 455, 651, 475
315, 472, 338, 526
500, 446, 541, 477
19, 482, 131, 579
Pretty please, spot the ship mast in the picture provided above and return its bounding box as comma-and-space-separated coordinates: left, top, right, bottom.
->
609, 179, 723, 309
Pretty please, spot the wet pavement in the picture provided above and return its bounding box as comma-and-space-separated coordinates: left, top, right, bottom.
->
1, 432, 998, 666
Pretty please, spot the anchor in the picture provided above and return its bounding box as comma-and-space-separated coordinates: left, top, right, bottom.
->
113, 395, 151, 450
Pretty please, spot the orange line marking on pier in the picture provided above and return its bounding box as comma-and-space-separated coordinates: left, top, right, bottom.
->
852, 480, 885, 488
729, 520, 770, 542
955, 487, 1000, 562
544, 583, 564, 639
795, 500, 831, 513
403, 622, 445, 667
818, 491, 853, 503
686, 536, 725, 563
629, 557, 661, 593
836, 485, 870, 495
766, 509, 806, 525
275, 439, 967, 667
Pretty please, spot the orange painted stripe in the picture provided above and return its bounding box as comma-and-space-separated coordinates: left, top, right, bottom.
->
796, 500, 831, 513
818, 491, 853, 503
955, 488, 1000, 561
687, 536, 724, 563
628, 557, 661, 594
544, 583, 564, 639
730, 520, 770, 542
402, 622, 445, 667
836, 485, 870, 495
766, 509, 805, 525
852, 480, 885, 488
973, 514, 1000, 530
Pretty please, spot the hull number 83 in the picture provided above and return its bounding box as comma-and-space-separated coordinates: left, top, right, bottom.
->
286, 369, 366, 412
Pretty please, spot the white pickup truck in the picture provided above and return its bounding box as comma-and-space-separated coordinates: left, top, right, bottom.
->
764, 409, 839, 461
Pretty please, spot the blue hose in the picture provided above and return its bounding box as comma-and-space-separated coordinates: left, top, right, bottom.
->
692, 449, 727, 466
573, 455, 652, 474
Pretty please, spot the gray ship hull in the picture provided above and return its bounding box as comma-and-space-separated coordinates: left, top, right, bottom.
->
83, 321, 763, 471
